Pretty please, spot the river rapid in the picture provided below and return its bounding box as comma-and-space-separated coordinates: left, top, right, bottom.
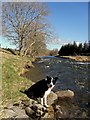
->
23, 56, 90, 117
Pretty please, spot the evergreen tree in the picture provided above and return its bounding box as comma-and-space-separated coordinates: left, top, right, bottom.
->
78, 43, 83, 54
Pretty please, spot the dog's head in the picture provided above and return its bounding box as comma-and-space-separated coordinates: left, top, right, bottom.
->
45, 76, 58, 88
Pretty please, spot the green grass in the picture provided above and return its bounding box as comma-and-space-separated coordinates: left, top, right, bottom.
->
2, 51, 34, 105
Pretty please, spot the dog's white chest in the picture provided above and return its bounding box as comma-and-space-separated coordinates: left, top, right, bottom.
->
44, 85, 54, 96
45, 89, 51, 96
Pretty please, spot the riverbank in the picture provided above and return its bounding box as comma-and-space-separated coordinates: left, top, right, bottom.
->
1, 50, 89, 119
0, 49, 34, 118
59, 55, 90, 62
2, 89, 89, 119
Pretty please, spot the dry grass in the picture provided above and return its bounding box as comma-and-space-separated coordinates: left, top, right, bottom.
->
61, 56, 90, 62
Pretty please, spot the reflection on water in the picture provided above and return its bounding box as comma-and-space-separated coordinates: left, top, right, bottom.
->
23, 56, 90, 117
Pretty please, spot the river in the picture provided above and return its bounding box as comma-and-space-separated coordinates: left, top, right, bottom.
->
23, 56, 90, 117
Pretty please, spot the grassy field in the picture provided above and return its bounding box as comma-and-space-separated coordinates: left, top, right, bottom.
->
1, 49, 34, 107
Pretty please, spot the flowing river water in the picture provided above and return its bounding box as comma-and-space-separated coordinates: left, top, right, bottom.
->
23, 56, 90, 117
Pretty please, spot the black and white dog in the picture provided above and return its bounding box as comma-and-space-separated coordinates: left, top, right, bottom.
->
20, 76, 58, 107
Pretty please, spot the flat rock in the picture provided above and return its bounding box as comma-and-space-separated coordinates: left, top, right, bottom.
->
4, 109, 17, 118
4, 106, 29, 118
55, 90, 74, 98
12, 106, 26, 116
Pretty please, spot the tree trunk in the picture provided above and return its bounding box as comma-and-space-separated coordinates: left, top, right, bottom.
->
18, 35, 23, 56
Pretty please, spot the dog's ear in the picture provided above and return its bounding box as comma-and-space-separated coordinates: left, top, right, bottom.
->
45, 76, 51, 81
47, 76, 51, 79
54, 77, 58, 80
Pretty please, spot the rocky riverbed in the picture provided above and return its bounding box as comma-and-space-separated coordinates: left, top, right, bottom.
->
1, 90, 89, 119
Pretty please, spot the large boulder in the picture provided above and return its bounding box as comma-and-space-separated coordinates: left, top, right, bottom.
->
3, 105, 29, 119
55, 90, 74, 98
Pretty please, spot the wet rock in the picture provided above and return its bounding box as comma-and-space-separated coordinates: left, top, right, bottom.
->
56, 90, 74, 98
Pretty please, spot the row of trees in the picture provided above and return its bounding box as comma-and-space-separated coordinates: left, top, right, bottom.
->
2, 2, 52, 56
2, 2, 89, 57
58, 41, 90, 56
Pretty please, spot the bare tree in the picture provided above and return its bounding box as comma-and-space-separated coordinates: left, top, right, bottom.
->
2, 2, 50, 56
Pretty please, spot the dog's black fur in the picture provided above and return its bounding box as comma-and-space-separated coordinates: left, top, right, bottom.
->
20, 76, 58, 100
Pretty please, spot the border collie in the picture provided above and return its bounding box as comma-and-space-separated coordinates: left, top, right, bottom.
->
20, 76, 58, 107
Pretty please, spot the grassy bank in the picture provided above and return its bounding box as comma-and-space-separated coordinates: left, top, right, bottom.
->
60, 55, 90, 62
1, 49, 34, 106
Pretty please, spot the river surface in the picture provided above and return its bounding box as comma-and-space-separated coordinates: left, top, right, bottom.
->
23, 56, 90, 117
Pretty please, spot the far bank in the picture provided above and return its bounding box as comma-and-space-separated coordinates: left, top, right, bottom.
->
58, 55, 90, 62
